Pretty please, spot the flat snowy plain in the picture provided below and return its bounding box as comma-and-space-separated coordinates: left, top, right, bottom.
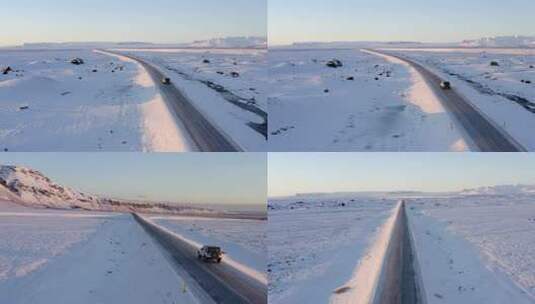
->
0, 48, 193, 152
267, 196, 395, 303
408, 193, 535, 303
0, 47, 268, 152
268, 191, 535, 304
0, 200, 200, 304
386, 48, 535, 150
268, 48, 467, 151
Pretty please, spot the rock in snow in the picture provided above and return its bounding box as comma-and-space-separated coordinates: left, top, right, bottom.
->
70, 58, 85, 65
326, 59, 343, 68
2, 66, 13, 75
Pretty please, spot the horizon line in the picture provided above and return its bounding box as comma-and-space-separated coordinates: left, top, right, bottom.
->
268, 183, 535, 199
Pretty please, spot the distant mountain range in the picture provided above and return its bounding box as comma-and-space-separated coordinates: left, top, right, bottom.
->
14, 36, 267, 49
461, 36, 535, 48
283, 41, 427, 49
278, 35, 535, 49
11, 35, 535, 49
190, 36, 266, 48
270, 184, 535, 201
459, 184, 535, 195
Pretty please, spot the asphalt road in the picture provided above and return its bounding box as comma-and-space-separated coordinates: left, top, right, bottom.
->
133, 214, 266, 304
400, 202, 422, 304
373, 201, 424, 304
101, 50, 241, 152
368, 49, 525, 152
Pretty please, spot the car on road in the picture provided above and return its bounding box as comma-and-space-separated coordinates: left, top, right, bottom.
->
197, 246, 223, 263
440, 81, 451, 90
162, 77, 171, 85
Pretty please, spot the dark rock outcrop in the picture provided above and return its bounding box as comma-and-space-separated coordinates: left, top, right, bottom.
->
326, 59, 343, 68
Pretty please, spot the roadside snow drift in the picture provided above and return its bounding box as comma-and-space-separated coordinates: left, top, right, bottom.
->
384, 48, 535, 150
268, 48, 467, 151
151, 215, 266, 277
0, 48, 189, 152
407, 193, 535, 303
0, 209, 199, 304
331, 201, 407, 304
134, 214, 267, 303
113, 48, 267, 151
268, 195, 395, 303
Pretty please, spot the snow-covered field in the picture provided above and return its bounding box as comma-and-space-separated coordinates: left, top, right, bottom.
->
386, 48, 535, 150
268, 48, 467, 151
116, 48, 268, 151
268, 189, 535, 304
0, 201, 199, 304
0, 203, 108, 282
407, 193, 535, 303
151, 215, 266, 276
0, 48, 189, 152
267, 196, 395, 303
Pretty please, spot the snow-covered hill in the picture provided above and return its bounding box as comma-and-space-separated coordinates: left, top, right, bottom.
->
0, 165, 221, 215
461, 36, 535, 48
0, 165, 101, 209
460, 184, 535, 195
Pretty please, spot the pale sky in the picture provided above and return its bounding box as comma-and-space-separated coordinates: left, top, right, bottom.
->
268, 153, 535, 197
0, 153, 266, 207
0, 0, 266, 46
269, 0, 535, 45
4, 1, 533, 47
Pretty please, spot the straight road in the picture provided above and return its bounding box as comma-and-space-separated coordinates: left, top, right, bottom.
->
373, 201, 425, 304
133, 214, 266, 304
367, 49, 525, 152
101, 50, 241, 152
400, 202, 423, 304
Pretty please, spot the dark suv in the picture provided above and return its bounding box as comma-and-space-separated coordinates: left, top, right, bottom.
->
440, 81, 451, 90
197, 246, 223, 263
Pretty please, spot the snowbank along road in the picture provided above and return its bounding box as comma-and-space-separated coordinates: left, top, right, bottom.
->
133, 214, 267, 304
100, 50, 242, 152
0, 211, 199, 304
331, 200, 425, 304
372, 200, 425, 304
368, 49, 525, 152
